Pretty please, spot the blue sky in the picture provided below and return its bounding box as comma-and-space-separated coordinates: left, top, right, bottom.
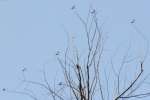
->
0, 0, 150, 100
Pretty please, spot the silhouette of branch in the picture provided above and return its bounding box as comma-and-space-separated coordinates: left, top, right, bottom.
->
115, 62, 144, 100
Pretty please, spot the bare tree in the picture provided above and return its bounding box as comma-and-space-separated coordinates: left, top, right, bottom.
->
3, 7, 150, 100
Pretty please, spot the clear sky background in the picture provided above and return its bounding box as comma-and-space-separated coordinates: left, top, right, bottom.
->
0, 0, 150, 100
